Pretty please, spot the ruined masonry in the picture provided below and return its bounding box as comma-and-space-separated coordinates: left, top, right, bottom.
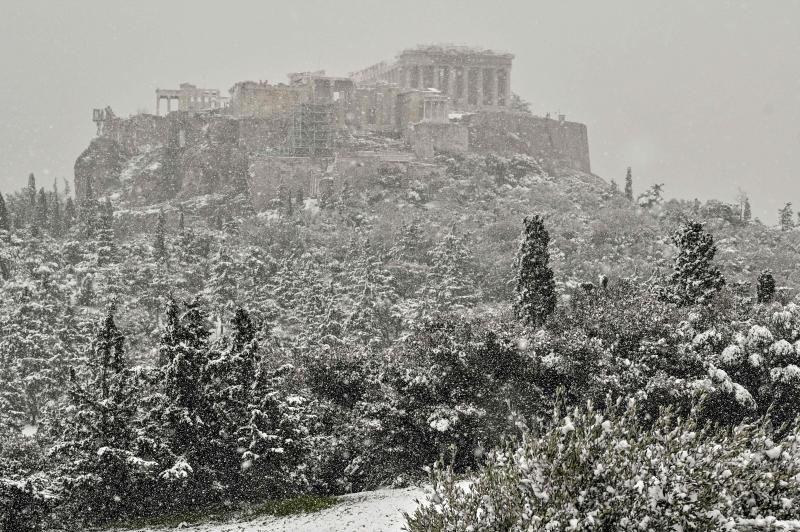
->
77, 44, 591, 210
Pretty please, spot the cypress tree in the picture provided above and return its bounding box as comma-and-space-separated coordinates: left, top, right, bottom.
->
666, 221, 725, 306
64, 197, 77, 232
0, 193, 9, 233
80, 176, 97, 238
96, 198, 116, 266
36, 188, 48, 227
60, 306, 139, 519
757, 269, 776, 304
624, 167, 633, 201
514, 215, 556, 327
153, 208, 167, 260
50, 198, 63, 237
779, 202, 794, 231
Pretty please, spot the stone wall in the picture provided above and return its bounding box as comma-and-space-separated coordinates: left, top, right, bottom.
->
406, 122, 469, 159
462, 111, 591, 173
248, 156, 327, 210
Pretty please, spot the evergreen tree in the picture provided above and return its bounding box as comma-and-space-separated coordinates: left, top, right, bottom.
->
624, 167, 633, 201
609, 179, 619, 194
418, 231, 478, 321
80, 176, 97, 238
779, 202, 794, 231
178, 207, 185, 234
160, 298, 211, 455
64, 197, 77, 233
58, 306, 141, 520
666, 221, 725, 306
153, 208, 167, 261
77, 274, 95, 307
96, 198, 116, 266
32, 188, 48, 236
50, 197, 63, 237
295, 187, 304, 207
287, 194, 294, 217
513, 215, 556, 327
757, 269, 776, 304
743, 197, 752, 222
0, 193, 9, 233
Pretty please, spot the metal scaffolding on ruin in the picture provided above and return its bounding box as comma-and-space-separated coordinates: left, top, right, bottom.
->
289, 103, 335, 157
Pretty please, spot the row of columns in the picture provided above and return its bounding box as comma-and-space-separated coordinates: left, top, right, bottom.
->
394, 64, 510, 107
155, 95, 180, 116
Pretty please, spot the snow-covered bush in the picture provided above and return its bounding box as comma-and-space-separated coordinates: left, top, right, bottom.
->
407, 399, 800, 531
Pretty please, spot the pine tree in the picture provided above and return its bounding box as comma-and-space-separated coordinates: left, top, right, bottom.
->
153, 208, 167, 260
757, 269, 776, 303
666, 221, 725, 306
779, 202, 794, 231
743, 197, 752, 222
32, 188, 48, 236
624, 167, 633, 201
0, 193, 9, 233
96, 198, 116, 266
513, 215, 556, 327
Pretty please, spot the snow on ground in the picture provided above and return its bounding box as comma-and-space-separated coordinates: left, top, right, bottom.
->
122, 486, 424, 532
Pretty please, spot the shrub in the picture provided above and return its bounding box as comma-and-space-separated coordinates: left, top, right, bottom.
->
407, 399, 800, 531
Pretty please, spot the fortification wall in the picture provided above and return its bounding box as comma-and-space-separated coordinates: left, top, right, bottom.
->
406, 122, 469, 159
463, 111, 591, 173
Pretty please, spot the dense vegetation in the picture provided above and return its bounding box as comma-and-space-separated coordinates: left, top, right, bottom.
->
3, 156, 800, 530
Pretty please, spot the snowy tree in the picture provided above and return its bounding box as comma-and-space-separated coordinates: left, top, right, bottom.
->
624, 167, 633, 201
159, 298, 211, 455
666, 221, 725, 306
153, 208, 167, 261
64, 197, 76, 233
54, 307, 145, 520
96, 198, 116, 266
757, 269, 776, 303
779, 202, 794, 231
514, 215, 556, 327
637, 183, 664, 209
417, 231, 478, 321
0, 193, 10, 234
79, 177, 97, 239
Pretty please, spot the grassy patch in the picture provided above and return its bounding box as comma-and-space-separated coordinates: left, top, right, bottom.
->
103, 494, 338, 530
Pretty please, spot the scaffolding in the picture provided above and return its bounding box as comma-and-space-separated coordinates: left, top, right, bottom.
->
289, 103, 335, 157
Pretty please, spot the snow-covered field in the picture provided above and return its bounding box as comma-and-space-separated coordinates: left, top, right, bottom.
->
118, 487, 424, 532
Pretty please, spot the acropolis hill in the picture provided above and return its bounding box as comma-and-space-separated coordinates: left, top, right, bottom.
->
75, 44, 591, 209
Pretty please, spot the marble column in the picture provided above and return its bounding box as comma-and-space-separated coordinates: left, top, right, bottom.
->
476, 68, 484, 107
447, 67, 455, 99
489, 69, 498, 107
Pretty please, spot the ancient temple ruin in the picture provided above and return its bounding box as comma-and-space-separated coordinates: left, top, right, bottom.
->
350, 45, 513, 111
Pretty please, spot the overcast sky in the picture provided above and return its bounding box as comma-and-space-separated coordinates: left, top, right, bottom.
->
1, 0, 798, 221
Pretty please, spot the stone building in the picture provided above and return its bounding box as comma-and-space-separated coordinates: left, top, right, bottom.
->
155, 83, 228, 115
228, 72, 354, 123
350, 44, 513, 112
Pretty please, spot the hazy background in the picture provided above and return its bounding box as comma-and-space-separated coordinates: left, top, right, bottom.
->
1, 0, 798, 222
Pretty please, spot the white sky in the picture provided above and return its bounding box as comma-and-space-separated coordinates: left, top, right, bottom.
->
1, 0, 798, 222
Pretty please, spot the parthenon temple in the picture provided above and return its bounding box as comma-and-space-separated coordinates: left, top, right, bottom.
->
350, 44, 513, 111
